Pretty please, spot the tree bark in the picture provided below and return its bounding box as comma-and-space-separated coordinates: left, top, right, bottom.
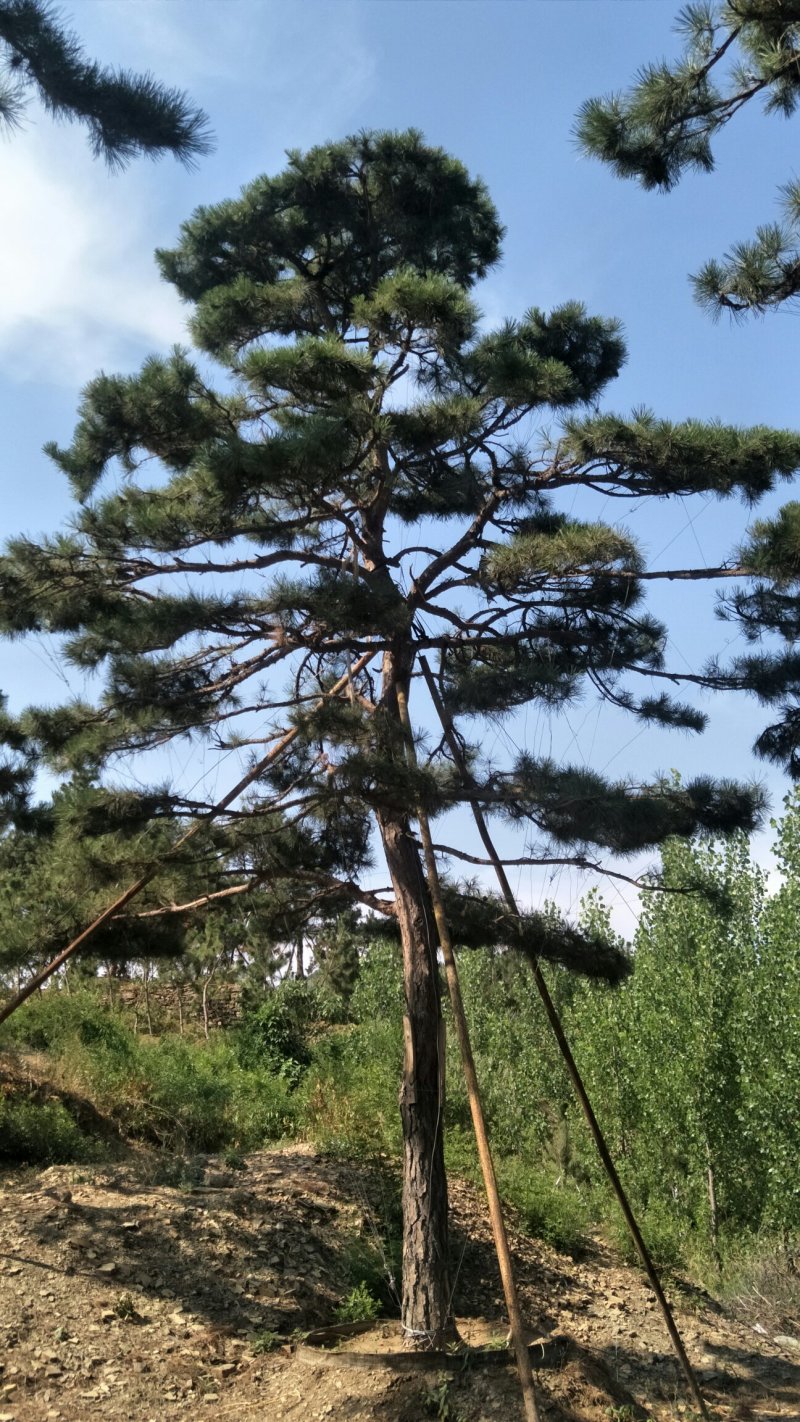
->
705, 1139, 722, 1273
377, 807, 454, 1346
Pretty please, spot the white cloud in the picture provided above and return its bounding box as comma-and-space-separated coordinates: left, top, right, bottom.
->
0, 0, 377, 388
86, 0, 377, 157
0, 121, 188, 386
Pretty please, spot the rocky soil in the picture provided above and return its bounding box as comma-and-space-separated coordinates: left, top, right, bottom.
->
0, 1144, 797, 1422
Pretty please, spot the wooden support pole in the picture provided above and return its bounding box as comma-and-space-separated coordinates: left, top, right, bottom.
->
395, 681, 541, 1422
419, 654, 709, 1421
0, 652, 376, 1028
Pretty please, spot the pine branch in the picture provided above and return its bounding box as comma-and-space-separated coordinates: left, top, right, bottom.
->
0, 0, 213, 167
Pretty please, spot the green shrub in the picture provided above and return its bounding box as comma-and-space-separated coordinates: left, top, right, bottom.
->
605, 1196, 687, 1274
84, 1034, 297, 1152
349, 941, 404, 1025
334, 1280, 381, 1324
298, 1018, 402, 1156
236, 978, 346, 1080
0, 1093, 96, 1165
338, 1225, 402, 1314
0, 987, 131, 1057
2, 988, 299, 1155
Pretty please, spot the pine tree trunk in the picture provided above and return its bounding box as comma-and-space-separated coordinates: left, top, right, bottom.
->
377, 809, 455, 1347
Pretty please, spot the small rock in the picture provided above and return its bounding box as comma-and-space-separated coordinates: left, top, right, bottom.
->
97, 1262, 118, 1274
774, 1334, 800, 1350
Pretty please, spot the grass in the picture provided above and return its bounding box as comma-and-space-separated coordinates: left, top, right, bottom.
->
0, 987, 297, 1159
2, 974, 797, 1328
717, 1238, 800, 1332
0, 1090, 99, 1165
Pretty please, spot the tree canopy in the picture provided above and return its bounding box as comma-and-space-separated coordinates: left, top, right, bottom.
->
576, 2, 800, 316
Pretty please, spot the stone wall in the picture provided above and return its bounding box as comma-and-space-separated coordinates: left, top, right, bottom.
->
108, 980, 244, 1033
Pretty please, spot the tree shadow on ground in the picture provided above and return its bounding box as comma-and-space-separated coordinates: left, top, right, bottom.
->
4, 1185, 343, 1336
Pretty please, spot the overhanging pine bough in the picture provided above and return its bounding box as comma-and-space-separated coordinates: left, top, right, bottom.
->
576, 3, 800, 316
0, 0, 212, 166
6, 130, 800, 1342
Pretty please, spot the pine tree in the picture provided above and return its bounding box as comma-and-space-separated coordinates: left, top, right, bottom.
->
0, 691, 33, 831
6, 129, 800, 1340
576, 2, 800, 315
0, 0, 211, 166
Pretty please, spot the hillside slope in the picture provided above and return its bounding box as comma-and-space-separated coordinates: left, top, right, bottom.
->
0, 1145, 797, 1421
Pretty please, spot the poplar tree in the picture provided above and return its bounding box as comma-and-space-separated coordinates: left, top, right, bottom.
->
0, 0, 211, 166
577, 2, 800, 315
5, 130, 800, 1341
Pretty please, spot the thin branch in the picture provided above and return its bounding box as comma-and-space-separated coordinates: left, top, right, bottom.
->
427, 840, 657, 890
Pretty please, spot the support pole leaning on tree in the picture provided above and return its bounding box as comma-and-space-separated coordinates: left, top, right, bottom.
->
395, 680, 541, 1422
418, 654, 709, 1422
0, 652, 377, 1029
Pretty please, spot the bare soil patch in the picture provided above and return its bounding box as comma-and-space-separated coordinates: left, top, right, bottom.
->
0, 1144, 797, 1421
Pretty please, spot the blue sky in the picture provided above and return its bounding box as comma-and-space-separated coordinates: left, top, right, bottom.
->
2, 0, 799, 930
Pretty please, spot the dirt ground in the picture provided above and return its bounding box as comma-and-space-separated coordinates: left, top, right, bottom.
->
0, 1144, 797, 1422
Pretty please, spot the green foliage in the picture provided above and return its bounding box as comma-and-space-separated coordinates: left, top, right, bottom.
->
0, 987, 298, 1154
349, 940, 405, 1023
0, 0, 212, 167
496, 1158, 591, 1254
315, 912, 363, 1003
741, 793, 800, 1234
298, 1017, 403, 1158
1, 985, 136, 1055
577, 4, 800, 315
424, 1374, 464, 1422
90, 1033, 297, 1151
333, 1280, 381, 1324
236, 978, 346, 1082
565, 830, 800, 1267
0, 1090, 97, 1164
113, 1292, 141, 1322
251, 1329, 282, 1355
